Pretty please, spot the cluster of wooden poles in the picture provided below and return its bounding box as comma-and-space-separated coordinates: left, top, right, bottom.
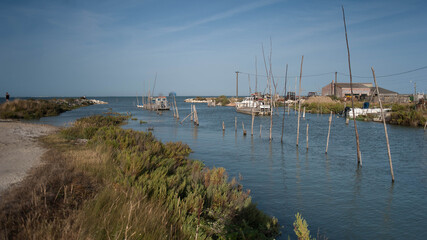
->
179, 104, 199, 126
221, 6, 395, 183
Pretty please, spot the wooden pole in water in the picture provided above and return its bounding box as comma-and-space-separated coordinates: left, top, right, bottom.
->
190, 104, 194, 121
303, 106, 306, 119
235, 117, 237, 133
371, 67, 394, 182
242, 121, 247, 136
342, 6, 362, 166
306, 123, 309, 150
251, 111, 255, 136
294, 77, 297, 114
180, 112, 193, 124
325, 111, 333, 154
260, 124, 262, 137
281, 64, 288, 143
296, 55, 304, 147
222, 121, 225, 132
172, 96, 176, 118
174, 96, 179, 119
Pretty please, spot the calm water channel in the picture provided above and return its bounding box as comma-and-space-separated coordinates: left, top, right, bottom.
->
25, 96, 426, 239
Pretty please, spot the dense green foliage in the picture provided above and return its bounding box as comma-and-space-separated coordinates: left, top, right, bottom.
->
63, 114, 280, 239
215, 95, 231, 106
0, 98, 92, 119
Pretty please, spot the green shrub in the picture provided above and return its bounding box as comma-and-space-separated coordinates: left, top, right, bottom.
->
215, 95, 230, 106
61, 114, 280, 239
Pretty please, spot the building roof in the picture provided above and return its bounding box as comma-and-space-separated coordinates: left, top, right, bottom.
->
335, 83, 373, 88
370, 87, 398, 95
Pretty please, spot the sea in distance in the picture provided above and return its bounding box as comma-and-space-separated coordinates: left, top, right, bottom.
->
8, 96, 426, 239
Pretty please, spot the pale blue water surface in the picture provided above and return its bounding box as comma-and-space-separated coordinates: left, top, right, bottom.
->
9, 96, 426, 239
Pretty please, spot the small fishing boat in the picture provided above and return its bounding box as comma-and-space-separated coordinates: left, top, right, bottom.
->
144, 96, 170, 111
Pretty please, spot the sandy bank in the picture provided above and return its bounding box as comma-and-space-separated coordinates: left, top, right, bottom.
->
0, 121, 57, 194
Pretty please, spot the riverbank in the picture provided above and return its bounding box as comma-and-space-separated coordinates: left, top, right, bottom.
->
0, 115, 281, 239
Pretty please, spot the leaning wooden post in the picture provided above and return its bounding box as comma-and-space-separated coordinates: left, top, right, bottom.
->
190, 104, 194, 121
174, 96, 179, 119
306, 123, 309, 150
372, 67, 394, 182
172, 97, 176, 118
251, 111, 255, 136
325, 111, 333, 154
296, 55, 304, 146
259, 124, 262, 137
281, 64, 288, 143
342, 6, 362, 166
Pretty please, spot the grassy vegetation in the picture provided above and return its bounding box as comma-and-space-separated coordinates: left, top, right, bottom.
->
194, 96, 207, 101
0, 98, 93, 120
301, 102, 351, 114
215, 95, 231, 106
0, 114, 280, 239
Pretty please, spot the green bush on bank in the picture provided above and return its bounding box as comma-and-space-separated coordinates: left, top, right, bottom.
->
215, 95, 230, 106
62, 114, 280, 239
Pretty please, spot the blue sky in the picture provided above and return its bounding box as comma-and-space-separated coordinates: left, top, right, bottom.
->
0, 0, 426, 97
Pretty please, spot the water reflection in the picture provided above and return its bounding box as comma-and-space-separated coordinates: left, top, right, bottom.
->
192, 126, 198, 140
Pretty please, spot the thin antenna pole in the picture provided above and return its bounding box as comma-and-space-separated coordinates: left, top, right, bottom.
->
342, 6, 362, 166
372, 67, 394, 182
255, 56, 258, 93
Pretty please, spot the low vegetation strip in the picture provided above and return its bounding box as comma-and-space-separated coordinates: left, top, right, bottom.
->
0, 114, 280, 239
0, 98, 93, 120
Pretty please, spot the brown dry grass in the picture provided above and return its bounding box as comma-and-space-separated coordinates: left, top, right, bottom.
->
0, 134, 100, 240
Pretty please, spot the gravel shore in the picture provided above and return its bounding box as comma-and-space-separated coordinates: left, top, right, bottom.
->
0, 121, 57, 194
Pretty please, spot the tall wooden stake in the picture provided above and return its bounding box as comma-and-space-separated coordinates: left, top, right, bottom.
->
174, 95, 179, 119
235, 117, 237, 133
251, 111, 255, 136
190, 104, 194, 122
306, 123, 309, 150
296, 56, 304, 146
372, 67, 394, 182
342, 6, 362, 166
325, 111, 333, 154
281, 64, 288, 143
222, 121, 225, 132
294, 77, 297, 114
242, 121, 246, 136
303, 107, 306, 119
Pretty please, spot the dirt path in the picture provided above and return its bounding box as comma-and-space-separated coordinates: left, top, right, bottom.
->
0, 121, 57, 194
